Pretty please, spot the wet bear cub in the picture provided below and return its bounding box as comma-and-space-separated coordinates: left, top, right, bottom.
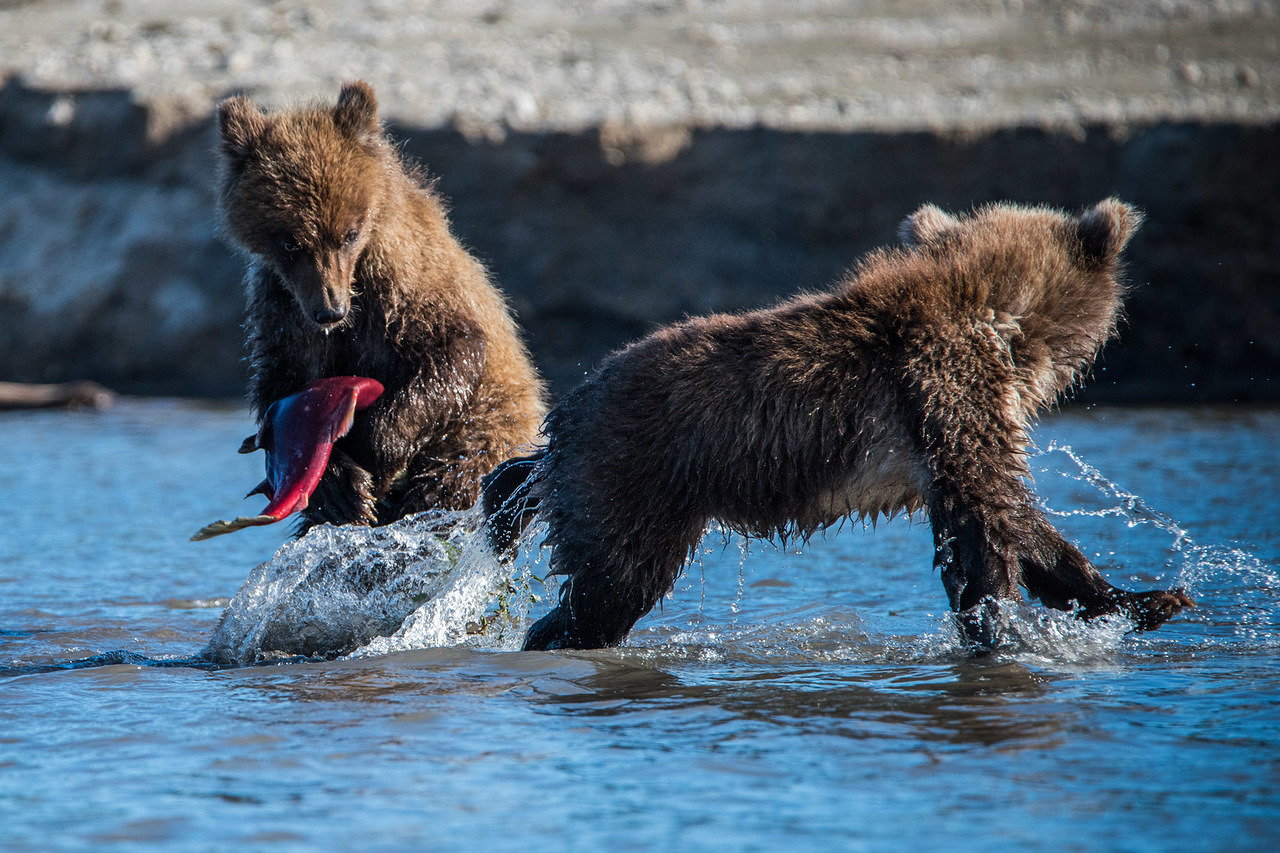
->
218, 82, 545, 530
485, 199, 1193, 650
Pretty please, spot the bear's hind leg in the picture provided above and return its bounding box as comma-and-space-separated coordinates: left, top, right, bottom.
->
523, 516, 708, 651
524, 568, 661, 650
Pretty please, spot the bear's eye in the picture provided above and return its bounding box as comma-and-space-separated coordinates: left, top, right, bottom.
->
280, 239, 301, 256
343, 228, 360, 247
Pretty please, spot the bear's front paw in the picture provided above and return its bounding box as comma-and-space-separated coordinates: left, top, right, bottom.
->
1117, 588, 1196, 631
309, 450, 377, 526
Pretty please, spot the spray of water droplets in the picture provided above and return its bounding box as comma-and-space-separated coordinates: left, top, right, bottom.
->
1040, 441, 1277, 650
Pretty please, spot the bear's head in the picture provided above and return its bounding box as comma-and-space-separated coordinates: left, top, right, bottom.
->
216, 81, 389, 331
897, 198, 1144, 409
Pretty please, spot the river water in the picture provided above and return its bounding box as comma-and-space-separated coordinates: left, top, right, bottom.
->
1, 400, 1277, 851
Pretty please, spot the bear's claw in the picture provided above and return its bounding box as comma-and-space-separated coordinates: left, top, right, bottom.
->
1114, 588, 1196, 631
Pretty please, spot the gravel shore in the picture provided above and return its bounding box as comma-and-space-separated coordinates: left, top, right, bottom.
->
4, 0, 1277, 132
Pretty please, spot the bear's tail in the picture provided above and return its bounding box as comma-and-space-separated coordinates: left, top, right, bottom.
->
481, 451, 546, 556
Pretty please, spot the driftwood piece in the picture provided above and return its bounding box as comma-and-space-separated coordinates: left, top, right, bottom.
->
0, 381, 115, 411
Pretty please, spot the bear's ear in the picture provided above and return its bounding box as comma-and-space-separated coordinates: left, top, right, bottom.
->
333, 81, 380, 140
217, 95, 268, 163
898, 203, 963, 248
1076, 198, 1144, 266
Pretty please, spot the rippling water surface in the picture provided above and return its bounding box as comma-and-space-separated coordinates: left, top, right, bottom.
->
1, 401, 1277, 851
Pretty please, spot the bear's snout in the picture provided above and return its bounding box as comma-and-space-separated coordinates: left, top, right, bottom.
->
285, 254, 354, 330
294, 282, 351, 330
313, 305, 348, 327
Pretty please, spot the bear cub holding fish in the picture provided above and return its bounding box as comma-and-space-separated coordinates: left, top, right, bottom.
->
485, 199, 1194, 650
216, 81, 545, 533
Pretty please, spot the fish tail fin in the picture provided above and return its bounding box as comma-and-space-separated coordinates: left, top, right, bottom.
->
190, 514, 278, 541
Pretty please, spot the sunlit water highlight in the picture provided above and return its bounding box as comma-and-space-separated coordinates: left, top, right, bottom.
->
1, 401, 1277, 851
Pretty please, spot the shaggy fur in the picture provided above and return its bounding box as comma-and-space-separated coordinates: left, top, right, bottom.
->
485, 199, 1192, 650
218, 82, 545, 530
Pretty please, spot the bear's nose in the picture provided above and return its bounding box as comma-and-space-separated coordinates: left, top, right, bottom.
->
314, 306, 348, 326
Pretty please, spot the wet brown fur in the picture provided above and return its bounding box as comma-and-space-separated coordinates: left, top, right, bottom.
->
218, 82, 545, 529
486, 199, 1192, 650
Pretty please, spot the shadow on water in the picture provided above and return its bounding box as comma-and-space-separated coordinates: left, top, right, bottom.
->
0, 649, 317, 677
524, 651, 1071, 750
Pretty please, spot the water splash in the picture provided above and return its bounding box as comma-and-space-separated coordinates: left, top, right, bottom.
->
351, 524, 548, 657
1043, 441, 1192, 549
623, 604, 882, 666
732, 535, 750, 616
201, 507, 523, 665
624, 598, 1138, 669
1039, 441, 1278, 650
973, 602, 1133, 665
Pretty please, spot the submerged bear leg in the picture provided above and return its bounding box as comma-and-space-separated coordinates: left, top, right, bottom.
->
929, 506, 1021, 647
524, 567, 659, 650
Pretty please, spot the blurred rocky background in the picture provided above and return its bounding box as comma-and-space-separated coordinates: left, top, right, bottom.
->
1, 0, 1277, 401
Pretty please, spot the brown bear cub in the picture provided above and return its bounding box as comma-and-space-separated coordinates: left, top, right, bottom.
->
218, 82, 545, 531
484, 199, 1193, 650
